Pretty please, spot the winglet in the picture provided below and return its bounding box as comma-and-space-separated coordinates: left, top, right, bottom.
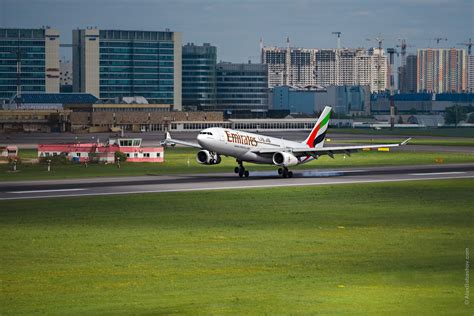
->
401, 137, 412, 146
165, 131, 171, 140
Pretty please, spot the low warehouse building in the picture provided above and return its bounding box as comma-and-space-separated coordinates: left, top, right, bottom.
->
38, 138, 163, 163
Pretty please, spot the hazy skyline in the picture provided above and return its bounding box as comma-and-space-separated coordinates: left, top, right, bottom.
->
1, 0, 473, 63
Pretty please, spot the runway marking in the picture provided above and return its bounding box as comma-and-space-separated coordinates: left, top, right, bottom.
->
1, 174, 473, 200
410, 172, 466, 176
342, 170, 367, 173
9, 188, 87, 194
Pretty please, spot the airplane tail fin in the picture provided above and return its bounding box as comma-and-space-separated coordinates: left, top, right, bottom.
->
160, 131, 172, 147
303, 106, 332, 148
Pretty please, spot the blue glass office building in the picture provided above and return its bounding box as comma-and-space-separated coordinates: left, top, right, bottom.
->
272, 85, 370, 115
0, 28, 60, 101
182, 43, 217, 110
73, 29, 181, 109
216, 62, 268, 116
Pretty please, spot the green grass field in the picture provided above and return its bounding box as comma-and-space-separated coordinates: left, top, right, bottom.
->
1, 148, 473, 181
0, 178, 472, 314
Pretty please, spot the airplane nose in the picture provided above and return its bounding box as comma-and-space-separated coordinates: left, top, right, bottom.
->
197, 133, 206, 146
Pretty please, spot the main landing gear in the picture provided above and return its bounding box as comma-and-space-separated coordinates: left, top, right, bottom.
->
278, 167, 293, 178
234, 160, 249, 178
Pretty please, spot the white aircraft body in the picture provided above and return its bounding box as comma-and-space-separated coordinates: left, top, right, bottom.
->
162, 106, 411, 178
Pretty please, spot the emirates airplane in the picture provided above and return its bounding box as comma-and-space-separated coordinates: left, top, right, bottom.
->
162, 106, 411, 178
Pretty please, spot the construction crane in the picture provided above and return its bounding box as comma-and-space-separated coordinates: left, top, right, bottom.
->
368, 35, 396, 128
365, 36, 385, 92
259, 38, 264, 63
331, 32, 342, 85
386, 47, 398, 90
429, 37, 448, 46
386, 47, 398, 130
331, 31, 342, 49
457, 38, 472, 55
396, 38, 414, 67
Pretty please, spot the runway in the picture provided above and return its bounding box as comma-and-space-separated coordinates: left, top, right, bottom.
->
1, 163, 473, 200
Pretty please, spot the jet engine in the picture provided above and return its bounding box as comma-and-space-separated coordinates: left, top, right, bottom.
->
272, 151, 299, 167
196, 150, 221, 165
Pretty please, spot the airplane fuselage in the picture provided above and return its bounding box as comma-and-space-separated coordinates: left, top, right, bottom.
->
197, 127, 314, 165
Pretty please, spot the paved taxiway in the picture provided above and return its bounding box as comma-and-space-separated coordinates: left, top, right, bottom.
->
2, 131, 473, 153
1, 163, 473, 200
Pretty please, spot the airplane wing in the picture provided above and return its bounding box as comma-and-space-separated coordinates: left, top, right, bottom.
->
254, 138, 411, 158
160, 132, 202, 149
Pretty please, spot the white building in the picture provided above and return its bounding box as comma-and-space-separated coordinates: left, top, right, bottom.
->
262, 44, 388, 93
468, 54, 474, 93
262, 46, 317, 87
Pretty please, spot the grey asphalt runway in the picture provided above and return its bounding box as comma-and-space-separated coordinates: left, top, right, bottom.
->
1, 163, 473, 200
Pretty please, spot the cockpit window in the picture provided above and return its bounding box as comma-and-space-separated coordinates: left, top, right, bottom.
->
199, 132, 213, 135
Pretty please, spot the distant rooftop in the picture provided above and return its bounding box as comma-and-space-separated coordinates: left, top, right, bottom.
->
371, 93, 474, 102
436, 93, 474, 102
10, 93, 98, 104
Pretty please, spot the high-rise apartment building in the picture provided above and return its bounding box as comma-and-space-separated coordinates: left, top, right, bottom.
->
73, 28, 182, 109
216, 62, 268, 115
0, 28, 59, 101
262, 46, 316, 87
417, 48, 467, 93
315, 50, 336, 86
358, 48, 388, 93
316, 48, 388, 92
468, 54, 474, 93
182, 43, 217, 110
399, 55, 417, 93
262, 44, 388, 93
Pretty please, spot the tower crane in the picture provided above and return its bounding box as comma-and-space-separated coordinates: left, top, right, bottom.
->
434, 37, 448, 45
457, 38, 472, 55
396, 38, 414, 66
371, 36, 384, 93
368, 35, 397, 129
331, 31, 342, 49
428, 37, 448, 46
332, 32, 342, 85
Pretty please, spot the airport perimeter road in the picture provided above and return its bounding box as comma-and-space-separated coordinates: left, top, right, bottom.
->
1, 163, 473, 200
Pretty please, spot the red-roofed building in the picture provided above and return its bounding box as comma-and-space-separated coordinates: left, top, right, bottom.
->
38, 138, 163, 163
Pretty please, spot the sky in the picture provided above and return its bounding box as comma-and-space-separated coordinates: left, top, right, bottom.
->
1, 0, 473, 63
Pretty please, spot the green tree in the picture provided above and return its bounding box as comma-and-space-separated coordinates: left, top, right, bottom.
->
114, 151, 127, 162
444, 105, 472, 125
